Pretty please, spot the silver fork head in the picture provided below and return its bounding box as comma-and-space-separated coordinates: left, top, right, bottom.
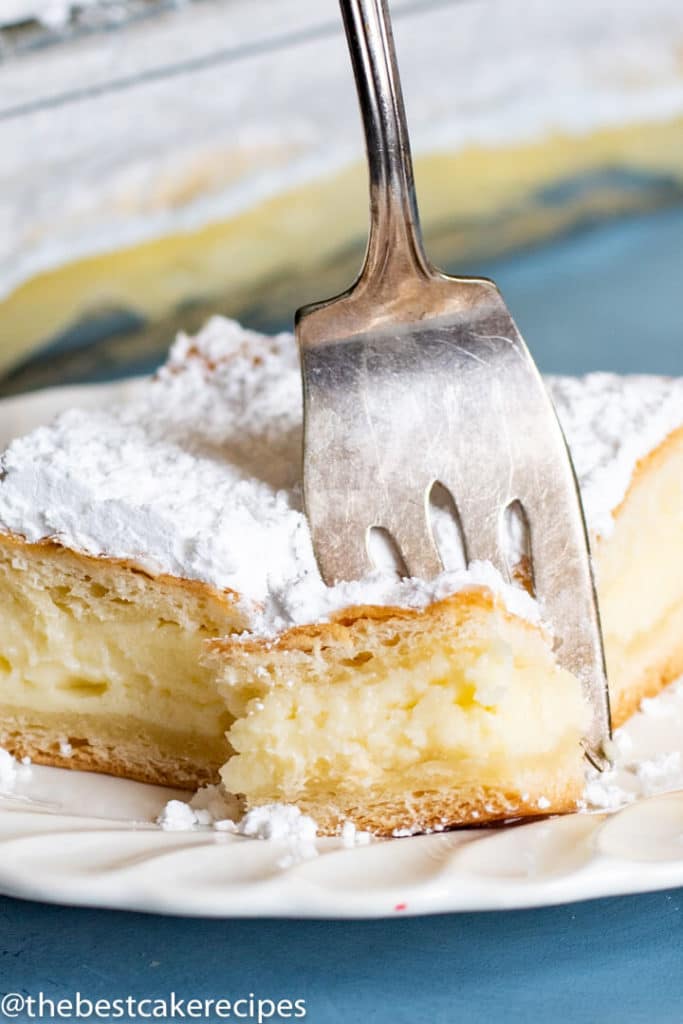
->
297, 273, 611, 770
297, 0, 611, 768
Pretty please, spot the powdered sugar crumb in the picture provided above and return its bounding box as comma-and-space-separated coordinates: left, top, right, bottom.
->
639, 695, 671, 719
238, 803, 316, 842
584, 771, 635, 811
341, 820, 372, 848
0, 748, 18, 793
634, 751, 682, 796
213, 819, 237, 833
158, 791, 378, 859
157, 799, 199, 832
156, 789, 318, 861
0, 748, 33, 794
606, 730, 633, 759
237, 804, 318, 866
157, 784, 242, 832
585, 707, 683, 811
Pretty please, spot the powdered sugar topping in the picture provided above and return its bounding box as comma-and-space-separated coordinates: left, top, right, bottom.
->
0, 747, 33, 794
0, 318, 680, 633
548, 373, 683, 539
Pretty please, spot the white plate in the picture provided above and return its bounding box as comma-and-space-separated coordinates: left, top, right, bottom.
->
2, 382, 683, 919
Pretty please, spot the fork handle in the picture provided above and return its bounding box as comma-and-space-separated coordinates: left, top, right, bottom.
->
340, 0, 430, 288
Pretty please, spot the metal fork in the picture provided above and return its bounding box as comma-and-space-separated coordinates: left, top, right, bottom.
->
295, 0, 611, 768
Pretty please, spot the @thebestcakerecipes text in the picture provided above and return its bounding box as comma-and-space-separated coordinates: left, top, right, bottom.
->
0, 992, 307, 1022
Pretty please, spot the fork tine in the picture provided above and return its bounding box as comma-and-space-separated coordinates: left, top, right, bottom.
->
523, 485, 611, 766
381, 504, 443, 579
305, 490, 371, 584
447, 491, 510, 584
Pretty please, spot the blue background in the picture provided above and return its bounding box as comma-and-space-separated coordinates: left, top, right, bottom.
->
1, 205, 683, 1022
2, 889, 683, 1023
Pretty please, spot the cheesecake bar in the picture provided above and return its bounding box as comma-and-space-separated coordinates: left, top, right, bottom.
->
0, 318, 681, 833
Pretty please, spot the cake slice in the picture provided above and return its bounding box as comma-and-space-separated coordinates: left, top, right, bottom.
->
210, 373, 683, 834
0, 317, 681, 833
549, 376, 683, 726
211, 586, 588, 835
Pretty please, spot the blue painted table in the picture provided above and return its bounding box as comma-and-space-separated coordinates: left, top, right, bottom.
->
1, 890, 683, 1022
2, 206, 683, 1022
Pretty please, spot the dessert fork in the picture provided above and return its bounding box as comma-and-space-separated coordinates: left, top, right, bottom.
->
296, 0, 611, 767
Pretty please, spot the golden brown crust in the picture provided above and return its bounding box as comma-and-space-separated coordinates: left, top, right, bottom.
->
0, 530, 243, 619
6, 741, 215, 791
610, 644, 683, 728
255, 778, 584, 837
0, 714, 221, 790
604, 423, 683, 530
209, 587, 534, 659
596, 424, 683, 723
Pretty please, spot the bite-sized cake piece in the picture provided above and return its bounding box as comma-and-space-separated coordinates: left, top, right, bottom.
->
212, 588, 587, 835
0, 317, 681, 834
